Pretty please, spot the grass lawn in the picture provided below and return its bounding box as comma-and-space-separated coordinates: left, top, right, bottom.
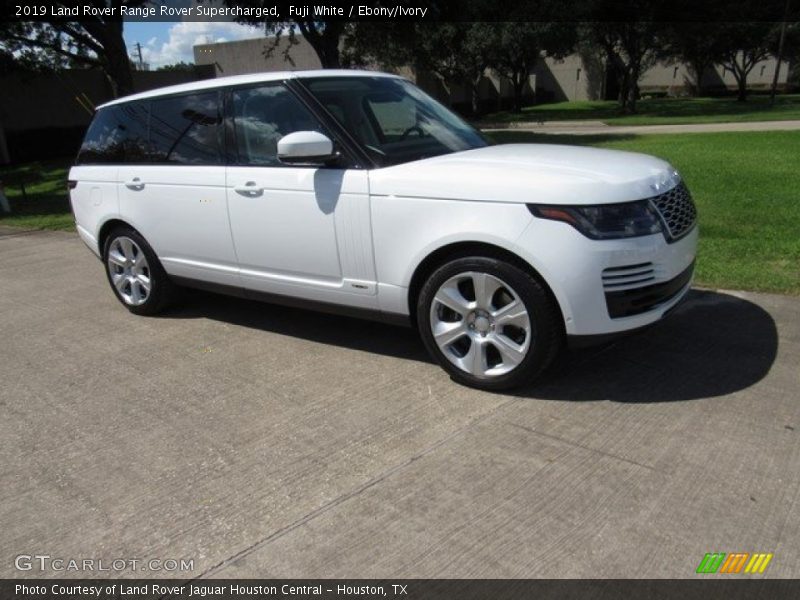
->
485, 94, 800, 126
489, 130, 800, 295
0, 159, 74, 231
2, 131, 798, 295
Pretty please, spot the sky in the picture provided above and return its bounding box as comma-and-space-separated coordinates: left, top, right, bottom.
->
122, 21, 264, 69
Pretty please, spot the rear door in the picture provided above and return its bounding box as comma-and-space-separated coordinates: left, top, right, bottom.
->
117, 92, 238, 287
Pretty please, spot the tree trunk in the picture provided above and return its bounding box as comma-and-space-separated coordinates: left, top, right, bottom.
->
301, 23, 343, 69
617, 69, 631, 112
81, 19, 134, 97
734, 69, 748, 101
512, 77, 525, 113
470, 77, 481, 116
688, 59, 708, 96
318, 38, 341, 68
103, 33, 134, 97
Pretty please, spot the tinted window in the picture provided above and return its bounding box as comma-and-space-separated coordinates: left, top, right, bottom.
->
118, 102, 150, 163
77, 102, 149, 164
232, 84, 326, 166
149, 92, 220, 165
301, 77, 487, 167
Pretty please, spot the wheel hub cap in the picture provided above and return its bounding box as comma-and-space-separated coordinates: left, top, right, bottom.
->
468, 310, 493, 335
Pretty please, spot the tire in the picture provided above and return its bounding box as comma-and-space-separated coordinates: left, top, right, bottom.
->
417, 255, 563, 391
103, 226, 177, 316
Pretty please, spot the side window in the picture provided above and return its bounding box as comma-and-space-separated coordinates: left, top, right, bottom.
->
118, 102, 150, 163
232, 85, 325, 166
364, 94, 417, 141
149, 92, 220, 165
77, 103, 148, 164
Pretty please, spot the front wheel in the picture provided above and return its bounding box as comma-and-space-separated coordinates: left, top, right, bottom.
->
417, 256, 563, 391
103, 226, 177, 316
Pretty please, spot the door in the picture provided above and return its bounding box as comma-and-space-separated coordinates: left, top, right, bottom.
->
117, 93, 239, 287
226, 83, 377, 309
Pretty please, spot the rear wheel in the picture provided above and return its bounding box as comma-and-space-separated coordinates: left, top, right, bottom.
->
103, 227, 176, 315
417, 256, 562, 391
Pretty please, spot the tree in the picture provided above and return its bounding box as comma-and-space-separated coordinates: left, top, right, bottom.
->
715, 23, 778, 101
661, 23, 728, 96
583, 20, 668, 113
156, 61, 197, 72
414, 22, 496, 115
0, 1, 144, 96
491, 22, 577, 112
343, 22, 494, 114
224, 0, 347, 68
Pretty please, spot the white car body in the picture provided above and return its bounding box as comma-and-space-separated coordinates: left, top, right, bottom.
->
69, 70, 697, 353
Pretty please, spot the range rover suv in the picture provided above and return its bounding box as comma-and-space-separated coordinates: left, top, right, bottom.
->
68, 70, 698, 391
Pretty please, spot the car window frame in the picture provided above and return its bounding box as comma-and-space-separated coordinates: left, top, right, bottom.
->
224, 81, 362, 170
147, 89, 224, 166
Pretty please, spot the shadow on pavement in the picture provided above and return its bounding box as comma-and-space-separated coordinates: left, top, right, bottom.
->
526, 289, 778, 403
165, 288, 778, 403
163, 289, 429, 363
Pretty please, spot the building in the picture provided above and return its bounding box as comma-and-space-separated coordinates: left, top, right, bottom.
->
194, 35, 791, 113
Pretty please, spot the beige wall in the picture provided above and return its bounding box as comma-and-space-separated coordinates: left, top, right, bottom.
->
194, 36, 322, 76
193, 36, 792, 105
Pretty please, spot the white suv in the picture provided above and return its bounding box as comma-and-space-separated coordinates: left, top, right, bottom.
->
69, 70, 697, 390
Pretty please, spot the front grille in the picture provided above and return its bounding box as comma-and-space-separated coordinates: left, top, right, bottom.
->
650, 182, 697, 242
602, 262, 656, 291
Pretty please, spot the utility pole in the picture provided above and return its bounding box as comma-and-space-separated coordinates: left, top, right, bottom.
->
134, 42, 144, 70
770, 0, 790, 106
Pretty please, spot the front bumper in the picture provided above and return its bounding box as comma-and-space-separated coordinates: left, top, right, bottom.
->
513, 218, 698, 337
605, 260, 694, 319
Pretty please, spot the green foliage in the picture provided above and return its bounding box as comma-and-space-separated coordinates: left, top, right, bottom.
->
490, 22, 577, 112
660, 23, 731, 95
0, 1, 143, 96
485, 94, 800, 125
714, 22, 779, 101
0, 160, 73, 231
488, 130, 800, 294
156, 62, 197, 72
5, 129, 800, 295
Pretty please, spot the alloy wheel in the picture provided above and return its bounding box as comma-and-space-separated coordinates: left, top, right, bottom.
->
107, 236, 151, 306
429, 271, 532, 379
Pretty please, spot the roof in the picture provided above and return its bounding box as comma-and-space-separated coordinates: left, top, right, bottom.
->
98, 69, 402, 109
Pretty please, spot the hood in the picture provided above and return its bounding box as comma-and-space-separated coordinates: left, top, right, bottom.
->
368, 144, 680, 205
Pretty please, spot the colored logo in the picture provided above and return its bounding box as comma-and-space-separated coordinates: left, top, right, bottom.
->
696, 552, 773, 574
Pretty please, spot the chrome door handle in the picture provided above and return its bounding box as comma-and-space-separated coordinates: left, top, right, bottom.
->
124, 177, 144, 190
234, 182, 263, 196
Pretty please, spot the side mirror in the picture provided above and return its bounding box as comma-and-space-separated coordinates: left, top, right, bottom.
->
277, 131, 336, 165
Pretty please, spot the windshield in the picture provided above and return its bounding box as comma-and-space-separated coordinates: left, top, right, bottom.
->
299, 76, 488, 167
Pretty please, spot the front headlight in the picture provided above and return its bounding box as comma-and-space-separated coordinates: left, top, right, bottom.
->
527, 200, 663, 240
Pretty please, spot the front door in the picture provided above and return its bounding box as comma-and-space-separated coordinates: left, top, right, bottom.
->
226, 83, 377, 308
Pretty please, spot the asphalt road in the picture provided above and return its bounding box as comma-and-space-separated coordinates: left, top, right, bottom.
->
1, 228, 798, 579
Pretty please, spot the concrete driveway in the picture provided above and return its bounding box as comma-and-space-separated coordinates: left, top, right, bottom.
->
1, 229, 798, 579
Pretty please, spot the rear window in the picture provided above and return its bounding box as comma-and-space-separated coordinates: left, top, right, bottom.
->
149, 92, 221, 165
77, 92, 221, 165
77, 103, 148, 164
